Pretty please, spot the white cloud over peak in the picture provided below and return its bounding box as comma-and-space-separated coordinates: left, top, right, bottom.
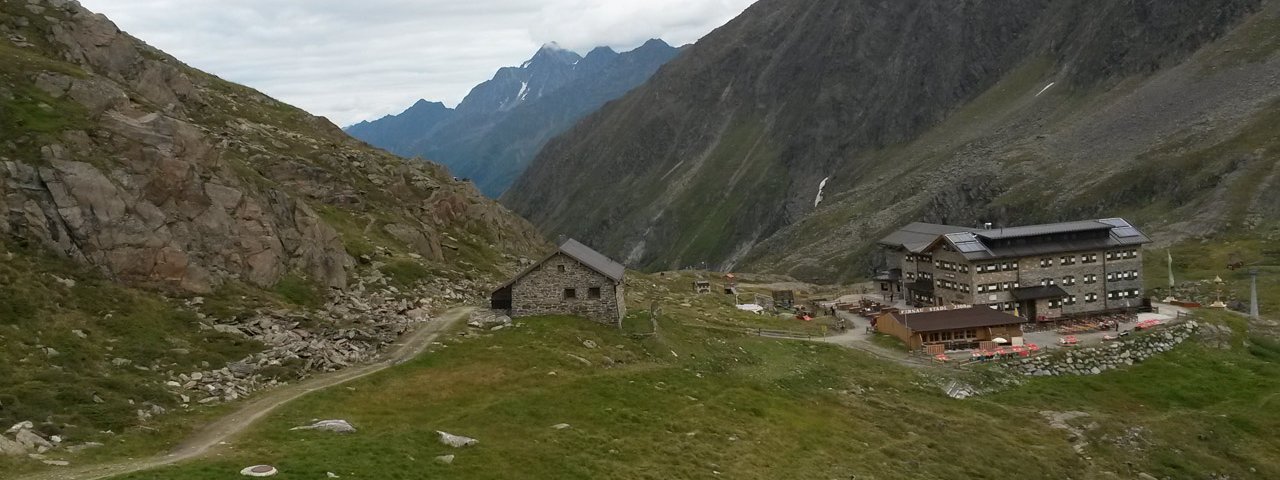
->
76, 0, 758, 126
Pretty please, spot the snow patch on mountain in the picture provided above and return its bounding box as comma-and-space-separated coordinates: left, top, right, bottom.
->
814, 176, 830, 207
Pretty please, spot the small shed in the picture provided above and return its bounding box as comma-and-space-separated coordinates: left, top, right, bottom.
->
490, 239, 626, 326
693, 280, 711, 294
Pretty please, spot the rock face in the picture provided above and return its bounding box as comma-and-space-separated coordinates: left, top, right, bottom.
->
0, 0, 546, 293
504, 0, 1277, 281
346, 40, 681, 197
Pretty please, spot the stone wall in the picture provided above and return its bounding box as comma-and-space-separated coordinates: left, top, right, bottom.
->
1004, 321, 1199, 377
511, 252, 623, 326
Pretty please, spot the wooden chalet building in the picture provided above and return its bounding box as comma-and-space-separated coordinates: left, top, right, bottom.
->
875, 304, 1025, 350
490, 239, 627, 326
877, 218, 1151, 320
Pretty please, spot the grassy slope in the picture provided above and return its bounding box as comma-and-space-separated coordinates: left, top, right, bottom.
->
0, 240, 260, 474
109, 275, 1280, 480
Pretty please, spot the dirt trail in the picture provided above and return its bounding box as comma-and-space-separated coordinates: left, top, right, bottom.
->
17, 307, 473, 480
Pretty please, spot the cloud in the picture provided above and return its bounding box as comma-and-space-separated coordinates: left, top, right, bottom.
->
76, 0, 758, 126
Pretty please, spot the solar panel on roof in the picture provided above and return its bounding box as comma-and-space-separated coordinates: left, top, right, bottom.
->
955, 241, 986, 253
1113, 227, 1140, 238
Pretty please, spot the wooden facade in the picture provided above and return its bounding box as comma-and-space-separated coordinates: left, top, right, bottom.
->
875, 305, 1025, 351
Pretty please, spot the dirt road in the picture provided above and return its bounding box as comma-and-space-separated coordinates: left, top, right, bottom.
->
18, 307, 473, 480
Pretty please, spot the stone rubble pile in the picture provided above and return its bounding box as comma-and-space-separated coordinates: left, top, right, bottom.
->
0, 420, 99, 462
163, 275, 448, 407
1007, 321, 1200, 377
467, 310, 513, 330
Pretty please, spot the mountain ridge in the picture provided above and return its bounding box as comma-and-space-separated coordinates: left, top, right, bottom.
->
346, 39, 682, 196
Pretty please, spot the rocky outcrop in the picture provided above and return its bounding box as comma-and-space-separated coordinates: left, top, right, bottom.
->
0, 0, 546, 293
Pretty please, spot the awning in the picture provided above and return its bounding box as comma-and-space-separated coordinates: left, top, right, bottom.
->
1011, 285, 1068, 301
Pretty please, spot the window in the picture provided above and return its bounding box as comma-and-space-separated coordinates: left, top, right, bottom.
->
1003, 262, 1019, 270
1082, 254, 1097, 264
557, 264, 566, 272
1063, 276, 1076, 286
1040, 278, 1056, 287
588, 287, 602, 299
1040, 258, 1053, 268
563, 288, 577, 299
1084, 274, 1097, 284
1049, 299, 1063, 309
1108, 291, 1118, 300
1061, 255, 1076, 266
1106, 251, 1116, 261
1065, 295, 1078, 306
1085, 293, 1098, 303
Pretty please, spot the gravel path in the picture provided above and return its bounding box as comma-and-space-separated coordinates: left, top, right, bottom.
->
16, 307, 474, 480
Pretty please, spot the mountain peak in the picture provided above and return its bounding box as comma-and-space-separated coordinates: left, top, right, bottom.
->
637, 38, 672, 50
524, 41, 583, 68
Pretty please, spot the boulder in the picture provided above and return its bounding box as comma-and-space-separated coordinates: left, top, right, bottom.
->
5, 421, 33, 434
434, 454, 455, 465
290, 419, 357, 434
15, 429, 52, 450
437, 431, 478, 448
0, 435, 27, 456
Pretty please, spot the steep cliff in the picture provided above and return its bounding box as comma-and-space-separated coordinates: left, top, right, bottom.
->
504, 0, 1278, 281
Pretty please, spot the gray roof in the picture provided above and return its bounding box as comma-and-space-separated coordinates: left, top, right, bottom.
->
975, 220, 1113, 240
891, 307, 1025, 332
493, 238, 625, 293
557, 238, 626, 282
903, 218, 1152, 261
878, 222, 976, 253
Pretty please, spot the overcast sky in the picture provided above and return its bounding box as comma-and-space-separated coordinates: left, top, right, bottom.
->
77, 0, 757, 126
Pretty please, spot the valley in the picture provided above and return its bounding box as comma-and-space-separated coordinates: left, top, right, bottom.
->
1, 0, 1278, 478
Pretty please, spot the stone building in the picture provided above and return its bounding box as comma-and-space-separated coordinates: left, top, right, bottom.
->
877, 218, 1151, 320
490, 239, 626, 325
